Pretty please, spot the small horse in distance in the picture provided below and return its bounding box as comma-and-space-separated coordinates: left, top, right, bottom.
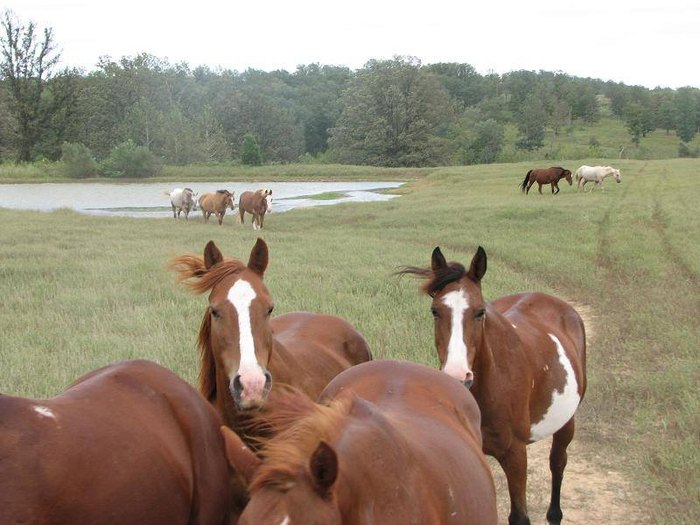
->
0, 360, 246, 524
165, 187, 198, 220
223, 360, 498, 525
399, 246, 587, 525
575, 165, 622, 191
520, 167, 572, 195
200, 190, 235, 225
168, 238, 372, 445
238, 189, 272, 230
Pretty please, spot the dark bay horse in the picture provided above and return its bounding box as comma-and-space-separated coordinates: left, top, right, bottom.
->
200, 190, 235, 225
0, 360, 246, 524
168, 238, 372, 443
238, 189, 272, 230
399, 247, 587, 525
521, 167, 572, 194
223, 360, 498, 525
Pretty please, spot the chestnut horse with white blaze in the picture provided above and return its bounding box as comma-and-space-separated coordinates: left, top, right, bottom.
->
399, 247, 586, 525
168, 238, 372, 444
238, 189, 272, 230
200, 190, 235, 225
222, 360, 498, 525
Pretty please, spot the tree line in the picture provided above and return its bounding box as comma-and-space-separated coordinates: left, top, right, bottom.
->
2, 10, 699, 174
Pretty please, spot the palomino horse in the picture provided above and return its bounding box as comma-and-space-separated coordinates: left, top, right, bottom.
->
200, 190, 235, 225
399, 247, 587, 525
222, 360, 498, 525
520, 167, 572, 195
575, 165, 622, 191
165, 187, 198, 219
0, 360, 246, 524
238, 189, 272, 230
168, 238, 372, 443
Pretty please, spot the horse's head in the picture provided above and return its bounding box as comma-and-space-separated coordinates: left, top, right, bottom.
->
613, 168, 622, 183
228, 191, 236, 209
563, 169, 573, 185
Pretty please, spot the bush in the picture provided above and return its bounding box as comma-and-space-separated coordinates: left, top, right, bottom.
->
100, 140, 161, 178
61, 142, 98, 178
240, 132, 262, 166
678, 142, 699, 158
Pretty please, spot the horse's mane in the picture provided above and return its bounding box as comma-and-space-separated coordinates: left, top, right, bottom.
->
396, 262, 467, 297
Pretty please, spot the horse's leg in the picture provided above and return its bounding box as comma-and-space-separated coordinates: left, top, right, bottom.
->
526, 180, 533, 194
172, 204, 177, 219
552, 182, 559, 194
537, 182, 543, 194
259, 213, 265, 229
217, 211, 224, 226
546, 418, 575, 525
497, 442, 531, 525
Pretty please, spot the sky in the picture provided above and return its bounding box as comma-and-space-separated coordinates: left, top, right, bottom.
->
2, 0, 699, 89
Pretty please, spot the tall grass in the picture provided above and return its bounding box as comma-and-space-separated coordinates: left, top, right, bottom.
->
0, 159, 698, 523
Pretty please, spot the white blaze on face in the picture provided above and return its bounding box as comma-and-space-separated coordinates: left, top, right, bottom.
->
529, 334, 581, 442
441, 289, 472, 382
227, 279, 267, 402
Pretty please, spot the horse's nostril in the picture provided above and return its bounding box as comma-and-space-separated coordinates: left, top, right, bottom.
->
263, 371, 272, 395
232, 374, 243, 394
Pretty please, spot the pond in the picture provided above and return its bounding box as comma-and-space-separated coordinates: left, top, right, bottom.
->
0, 181, 403, 218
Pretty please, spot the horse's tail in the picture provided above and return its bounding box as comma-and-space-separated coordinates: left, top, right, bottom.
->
521, 170, 532, 192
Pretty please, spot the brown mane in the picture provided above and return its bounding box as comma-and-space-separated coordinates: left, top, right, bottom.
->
396, 262, 467, 297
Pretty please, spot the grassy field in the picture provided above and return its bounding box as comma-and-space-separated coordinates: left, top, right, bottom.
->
1, 158, 698, 523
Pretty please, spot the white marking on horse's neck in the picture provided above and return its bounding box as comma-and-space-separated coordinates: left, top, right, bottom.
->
227, 279, 261, 375
441, 289, 471, 380
33, 405, 57, 420
278, 516, 290, 525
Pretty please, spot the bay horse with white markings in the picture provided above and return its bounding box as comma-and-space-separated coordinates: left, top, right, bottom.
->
238, 189, 272, 230
521, 167, 572, 195
200, 190, 235, 225
399, 246, 587, 525
168, 238, 372, 445
222, 360, 498, 525
0, 359, 246, 524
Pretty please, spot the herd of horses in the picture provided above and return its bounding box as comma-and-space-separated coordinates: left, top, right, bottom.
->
521, 165, 622, 194
166, 188, 273, 229
1, 238, 588, 525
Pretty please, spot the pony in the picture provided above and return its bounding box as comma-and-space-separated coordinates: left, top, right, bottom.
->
222, 360, 498, 525
520, 167, 572, 195
200, 190, 235, 225
168, 238, 372, 444
165, 187, 198, 220
575, 165, 621, 191
238, 189, 272, 230
0, 359, 247, 524
399, 246, 587, 525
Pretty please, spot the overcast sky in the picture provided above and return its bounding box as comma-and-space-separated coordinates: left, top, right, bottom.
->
3, 0, 698, 89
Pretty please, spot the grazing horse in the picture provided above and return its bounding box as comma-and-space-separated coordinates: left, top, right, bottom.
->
165, 187, 198, 219
520, 167, 572, 195
222, 360, 498, 525
238, 189, 272, 230
575, 165, 622, 191
200, 190, 235, 225
399, 247, 587, 525
0, 360, 246, 525
168, 238, 372, 444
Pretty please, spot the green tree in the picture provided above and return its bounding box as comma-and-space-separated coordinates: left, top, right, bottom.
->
240, 132, 262, 165
515, 93, 547, 151
460, 119, 504, 165
100, 140, 161, 178
624, 101, 655, 145
675, 88, 699, 143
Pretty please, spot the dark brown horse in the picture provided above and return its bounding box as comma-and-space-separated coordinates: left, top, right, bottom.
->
0, 360, 246, 524
200, 190, 235, 225
238, 189, 272, 230
399, 247, 587, 525
223, 360, 498, 525
521, 167, 572, 194
168, 238, 372, 443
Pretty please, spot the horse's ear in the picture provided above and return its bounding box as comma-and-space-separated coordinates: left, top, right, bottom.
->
431, 247, 447, 271
309, 440, 338, 498
204, 241, 223, 269
220, 426, 261, 486
248, 238, 269, 276
468, 246, 487, 282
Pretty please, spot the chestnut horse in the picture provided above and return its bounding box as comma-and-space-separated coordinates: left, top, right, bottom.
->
399, 247, 587, 525
168, 238, 372, 443
200, 190, 235, 225
223, 360, 498, 525
238, 189, 272, 230
0, 360, 246, 524
520, 167, 572, 195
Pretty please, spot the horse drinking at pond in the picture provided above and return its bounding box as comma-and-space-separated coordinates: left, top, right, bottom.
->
200, 190, 235, 225
399, 247, 587, 525
238, 189, 272, 230
0, 359, 246, 525
168, 238, 372, 444
165, 187, 198, 220
520, 167, 572, 195
575, 165, 621, 191
222, 360, 498, 525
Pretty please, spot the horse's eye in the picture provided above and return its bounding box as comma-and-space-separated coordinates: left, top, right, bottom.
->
474, 308, 486, 320
431, 307, 439, 319
210, 307, 221, 319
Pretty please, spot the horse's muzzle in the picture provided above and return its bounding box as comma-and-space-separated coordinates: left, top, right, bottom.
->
231, 370, 273, 410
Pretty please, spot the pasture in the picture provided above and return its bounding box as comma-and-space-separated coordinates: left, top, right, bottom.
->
0, 158, 698, 524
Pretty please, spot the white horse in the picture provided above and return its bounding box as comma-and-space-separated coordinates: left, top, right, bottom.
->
165, 187, 198, 219
575, 165, 622, 192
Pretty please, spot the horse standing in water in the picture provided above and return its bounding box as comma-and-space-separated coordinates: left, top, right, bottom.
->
575, 165, 621, 191
238, 189, 272, 230
222, 360, 498, 525
0, 360, 245, 524
165, 187, 198, 219
399, 247, 587, 525
169, 238, 372, 444
200, 190, 235, 225
520, 167, 573, 195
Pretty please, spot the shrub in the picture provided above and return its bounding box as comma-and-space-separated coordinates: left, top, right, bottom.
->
678, 142, 699, 158
61, 142, 98, 178
240, 132, 262, 166
100, 140, 161, 178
